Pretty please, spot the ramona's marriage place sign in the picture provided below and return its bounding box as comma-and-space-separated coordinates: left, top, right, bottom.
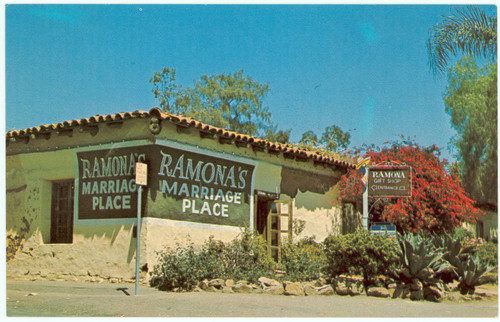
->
75, 144, 254, 227
368, 166, 412, 198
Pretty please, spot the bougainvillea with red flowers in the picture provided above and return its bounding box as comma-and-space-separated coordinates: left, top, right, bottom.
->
339, 141, 481, 234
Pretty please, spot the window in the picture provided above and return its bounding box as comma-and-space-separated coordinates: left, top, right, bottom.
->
50, 180, 74, 243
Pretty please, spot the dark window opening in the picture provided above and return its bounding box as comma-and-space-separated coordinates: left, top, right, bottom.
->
476, 220, 484, 239
50, 180, 74, 244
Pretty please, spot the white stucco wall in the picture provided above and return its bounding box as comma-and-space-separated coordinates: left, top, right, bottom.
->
6, 116, 352, 282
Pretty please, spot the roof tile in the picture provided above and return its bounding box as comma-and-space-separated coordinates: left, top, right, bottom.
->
6, 107, 356, 168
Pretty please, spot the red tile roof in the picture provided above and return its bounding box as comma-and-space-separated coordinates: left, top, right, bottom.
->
6, 107, 356, 168
6, 110, 151, 137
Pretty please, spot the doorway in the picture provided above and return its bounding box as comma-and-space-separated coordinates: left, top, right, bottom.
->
255, 195, 292, 262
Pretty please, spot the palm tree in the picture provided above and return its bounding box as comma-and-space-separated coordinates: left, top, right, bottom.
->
427, 6, 497, 75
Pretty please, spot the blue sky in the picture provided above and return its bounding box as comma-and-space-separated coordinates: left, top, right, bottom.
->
5, 4, 497, 162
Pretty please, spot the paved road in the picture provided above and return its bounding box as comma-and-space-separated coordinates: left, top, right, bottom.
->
5, 280, 498, 317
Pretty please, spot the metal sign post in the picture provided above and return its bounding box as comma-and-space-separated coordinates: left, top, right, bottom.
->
135, 162, 147, 295
356, 157, 371, 231
362, 167, 369, 230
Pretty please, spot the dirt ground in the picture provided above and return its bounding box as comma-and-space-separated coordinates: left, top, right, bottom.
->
4, 280, 498, 317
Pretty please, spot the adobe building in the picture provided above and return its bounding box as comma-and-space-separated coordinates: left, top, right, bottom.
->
6, 107, 359, 282
472, 203, 498, 243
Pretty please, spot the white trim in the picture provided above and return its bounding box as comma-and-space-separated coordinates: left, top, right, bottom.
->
154, 138, 259, 166
72, 216, 245, 232
142, 217, 243, 232
72, 139, 153, 154
249, 169, 256, 231
74, 217, 139, 226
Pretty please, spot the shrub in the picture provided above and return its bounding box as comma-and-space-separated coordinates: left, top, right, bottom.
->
150, 230, 276, 291
219, 229, 276, 282
281, 237, 326, 281
323, 230, 398, 292
476, 242, 498, 269
452, 226, 474, 240
150, 241, 222, 291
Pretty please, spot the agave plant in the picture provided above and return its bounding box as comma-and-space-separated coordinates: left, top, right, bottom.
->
433, 233, 476, 263
390, 233, 447, 300
431, 234, 472, 285
457, 255, 494, 295
434, 233, 493, 295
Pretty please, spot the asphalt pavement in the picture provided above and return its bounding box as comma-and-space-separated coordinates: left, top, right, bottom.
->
4, 280, 499, 318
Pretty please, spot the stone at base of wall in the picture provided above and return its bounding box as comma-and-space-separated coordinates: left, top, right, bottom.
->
284, 282, 305, 296
232, 284, 255, 293
262, 285, 284, 295
7, 262, 142, 283
366, 287, 390, 298
7, 273, 149, 285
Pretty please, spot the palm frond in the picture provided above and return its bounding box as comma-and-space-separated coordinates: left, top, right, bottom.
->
427, 6, 497, 75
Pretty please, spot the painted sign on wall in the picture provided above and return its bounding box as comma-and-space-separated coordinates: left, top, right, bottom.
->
150, 145, 255, 226
76, 144, 255, 226
76, 146, 152, 219
368, 166, 412, 198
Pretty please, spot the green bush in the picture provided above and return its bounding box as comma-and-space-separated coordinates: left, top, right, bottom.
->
150, 230, 276, 291
149, 241, 222, 291
218, 230, 276, 282
281, 237, 326, 281
323, 230, 398, 292
475, 242, 498, 269
452, 226, 474, 240
150, 228, 496, 294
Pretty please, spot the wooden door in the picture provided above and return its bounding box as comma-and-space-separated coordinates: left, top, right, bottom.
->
266, 200, 292, 262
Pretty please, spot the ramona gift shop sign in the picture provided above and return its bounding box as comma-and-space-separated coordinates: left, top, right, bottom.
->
368, 166, 412, 198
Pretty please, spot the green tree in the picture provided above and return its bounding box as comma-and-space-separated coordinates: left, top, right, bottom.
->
444, 57, 497, 205
299, 130, 319, 146
150, 68, 272, 136
265, 126, 291, 144
427, 6, 497, 75
150, 67, 183, 112
298, 126, 350, 152
321, 125, 351, 152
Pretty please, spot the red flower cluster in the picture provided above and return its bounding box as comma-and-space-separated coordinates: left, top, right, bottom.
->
338, 144, 481, 234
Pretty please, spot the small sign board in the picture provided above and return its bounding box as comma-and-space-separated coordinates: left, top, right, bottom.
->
255, 190, 280, 200
368, 166, 411, 198
135, 162, 148, 186
370, 222, 397, 236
